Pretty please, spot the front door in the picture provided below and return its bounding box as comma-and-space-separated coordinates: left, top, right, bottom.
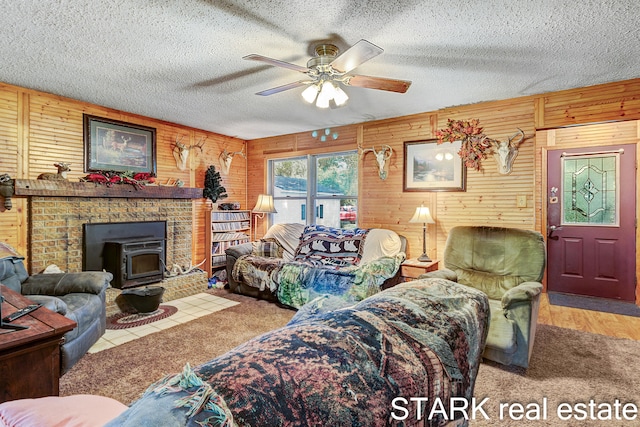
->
547, 144, 636, 301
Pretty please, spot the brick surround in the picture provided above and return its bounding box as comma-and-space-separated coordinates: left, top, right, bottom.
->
27, 196, 208, 309
29, 196, 193, 273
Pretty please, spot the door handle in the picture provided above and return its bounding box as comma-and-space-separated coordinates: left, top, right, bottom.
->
548, 225, 561, 239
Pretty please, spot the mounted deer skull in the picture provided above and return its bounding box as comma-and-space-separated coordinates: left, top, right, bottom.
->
171, 136, 206, 171
218, 145, 246, 175
360, 144, 393, 180
490, 129, 525, 175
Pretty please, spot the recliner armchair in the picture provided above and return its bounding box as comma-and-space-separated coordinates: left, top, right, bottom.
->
0, 243, 112, 374
419, 226, 545, 368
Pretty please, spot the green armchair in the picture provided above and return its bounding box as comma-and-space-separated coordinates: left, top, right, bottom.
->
419, 226, 546, 368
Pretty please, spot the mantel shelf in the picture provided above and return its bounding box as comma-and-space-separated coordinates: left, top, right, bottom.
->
13, 179, 203, 199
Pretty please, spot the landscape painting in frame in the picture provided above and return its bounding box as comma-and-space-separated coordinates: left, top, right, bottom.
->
403, 139, 466, 191
83, 114, 157, 174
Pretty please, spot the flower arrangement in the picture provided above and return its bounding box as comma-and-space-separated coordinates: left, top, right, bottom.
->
435, 118, 495, 171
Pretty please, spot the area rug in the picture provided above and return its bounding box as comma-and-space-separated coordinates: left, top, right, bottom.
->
548, 291, 640, 318
105, 305, 178, 329
61, 291, 640, 426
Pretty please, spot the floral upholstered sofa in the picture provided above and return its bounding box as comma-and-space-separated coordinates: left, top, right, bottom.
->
226, 223, 406, 308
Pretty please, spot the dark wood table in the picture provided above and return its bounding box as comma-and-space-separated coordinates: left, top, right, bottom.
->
0, 284, 76, 403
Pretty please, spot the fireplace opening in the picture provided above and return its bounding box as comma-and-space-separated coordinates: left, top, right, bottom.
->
83, 221, 166, 289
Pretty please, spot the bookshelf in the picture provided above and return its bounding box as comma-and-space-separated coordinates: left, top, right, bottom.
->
205, 209, 251, 276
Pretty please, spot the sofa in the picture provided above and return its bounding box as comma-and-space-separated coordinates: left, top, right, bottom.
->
226, 223, 407, 308
0, 279, 488, 427
106, 280, 489, 427
0, 242, 112, 374
419, 226, 546, 368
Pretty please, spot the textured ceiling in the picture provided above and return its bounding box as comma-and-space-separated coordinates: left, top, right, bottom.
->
1, 1, 639, 140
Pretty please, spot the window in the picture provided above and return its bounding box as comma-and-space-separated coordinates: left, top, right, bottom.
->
270, 151, 358, 228
561, 152, 619, 226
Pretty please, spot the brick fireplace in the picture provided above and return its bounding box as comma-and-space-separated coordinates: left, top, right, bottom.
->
21, 184, 207, 315
29, 196, 192, 274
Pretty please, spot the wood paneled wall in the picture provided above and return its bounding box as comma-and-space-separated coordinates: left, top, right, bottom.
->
247, 78, 640, 303
248, 99, 538, 261
4, 77, 640, 301
0, 82, 246, 268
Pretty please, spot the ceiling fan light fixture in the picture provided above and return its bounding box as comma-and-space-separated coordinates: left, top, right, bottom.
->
315, 81, 333, 108
301, 84, 320, 104
333, 85, 349, 106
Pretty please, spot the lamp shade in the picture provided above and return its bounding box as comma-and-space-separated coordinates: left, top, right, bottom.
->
253, 194, 277, 214
409, 205, 435, 224
301, 84, 319, 104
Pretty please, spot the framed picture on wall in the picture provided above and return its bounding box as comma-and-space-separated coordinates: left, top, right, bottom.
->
83, 114, 157, 174
403, 139, 466, 191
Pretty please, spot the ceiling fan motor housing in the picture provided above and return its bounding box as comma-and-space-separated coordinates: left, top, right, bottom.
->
307, 44, 340, 72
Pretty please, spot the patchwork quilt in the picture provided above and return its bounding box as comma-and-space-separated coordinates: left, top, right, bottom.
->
232, 252, 404, 309
232, 225, 405, 308
106, 279, 490, 427
275, 254, 405, 308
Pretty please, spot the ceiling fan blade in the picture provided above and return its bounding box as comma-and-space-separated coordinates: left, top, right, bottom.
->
330, 39, 383, 73
255, 80, 310, 96
243, 54, 309, 73
345, 75, 412, 93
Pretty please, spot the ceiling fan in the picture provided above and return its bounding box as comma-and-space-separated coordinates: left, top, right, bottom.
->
243, 39, 411, 108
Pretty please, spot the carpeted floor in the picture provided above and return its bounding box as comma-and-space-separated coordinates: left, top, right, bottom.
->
472, 325, 640, 426
60, 289, 640, 426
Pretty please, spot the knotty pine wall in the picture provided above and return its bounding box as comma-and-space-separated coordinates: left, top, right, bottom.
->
3, 77, 640, 302
247, 78, 640, 305
248, 100, 537, 263
0, 82, 247, 268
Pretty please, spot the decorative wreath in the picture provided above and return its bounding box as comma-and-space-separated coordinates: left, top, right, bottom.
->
435, 118, 495, 171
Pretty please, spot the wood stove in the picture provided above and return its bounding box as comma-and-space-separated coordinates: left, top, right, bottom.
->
83, 221, 167, 289
104, 238, 165, 289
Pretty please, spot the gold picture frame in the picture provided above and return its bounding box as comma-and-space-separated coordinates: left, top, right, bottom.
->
403, 139, 466, 192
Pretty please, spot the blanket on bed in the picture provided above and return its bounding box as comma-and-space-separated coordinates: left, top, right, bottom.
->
106, 279, 490, 427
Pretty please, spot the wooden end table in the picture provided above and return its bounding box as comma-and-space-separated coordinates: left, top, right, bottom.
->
0, 284, 76, 403
400, 259, 440, 281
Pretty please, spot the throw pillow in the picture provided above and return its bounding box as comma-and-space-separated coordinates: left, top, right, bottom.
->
251, 238, 284, 258
0, 394, 128, 427
294, 225, 369, 267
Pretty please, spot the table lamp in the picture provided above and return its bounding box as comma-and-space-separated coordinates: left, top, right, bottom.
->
409, 204, 435, 262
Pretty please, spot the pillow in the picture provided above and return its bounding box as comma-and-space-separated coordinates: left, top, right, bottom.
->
294, 225, 369, 267
251, 238, 284, 258
263, 223, 306, 261
0, 394, 128, 427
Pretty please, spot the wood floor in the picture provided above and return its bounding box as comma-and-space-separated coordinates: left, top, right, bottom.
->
537, 292, 640, 340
